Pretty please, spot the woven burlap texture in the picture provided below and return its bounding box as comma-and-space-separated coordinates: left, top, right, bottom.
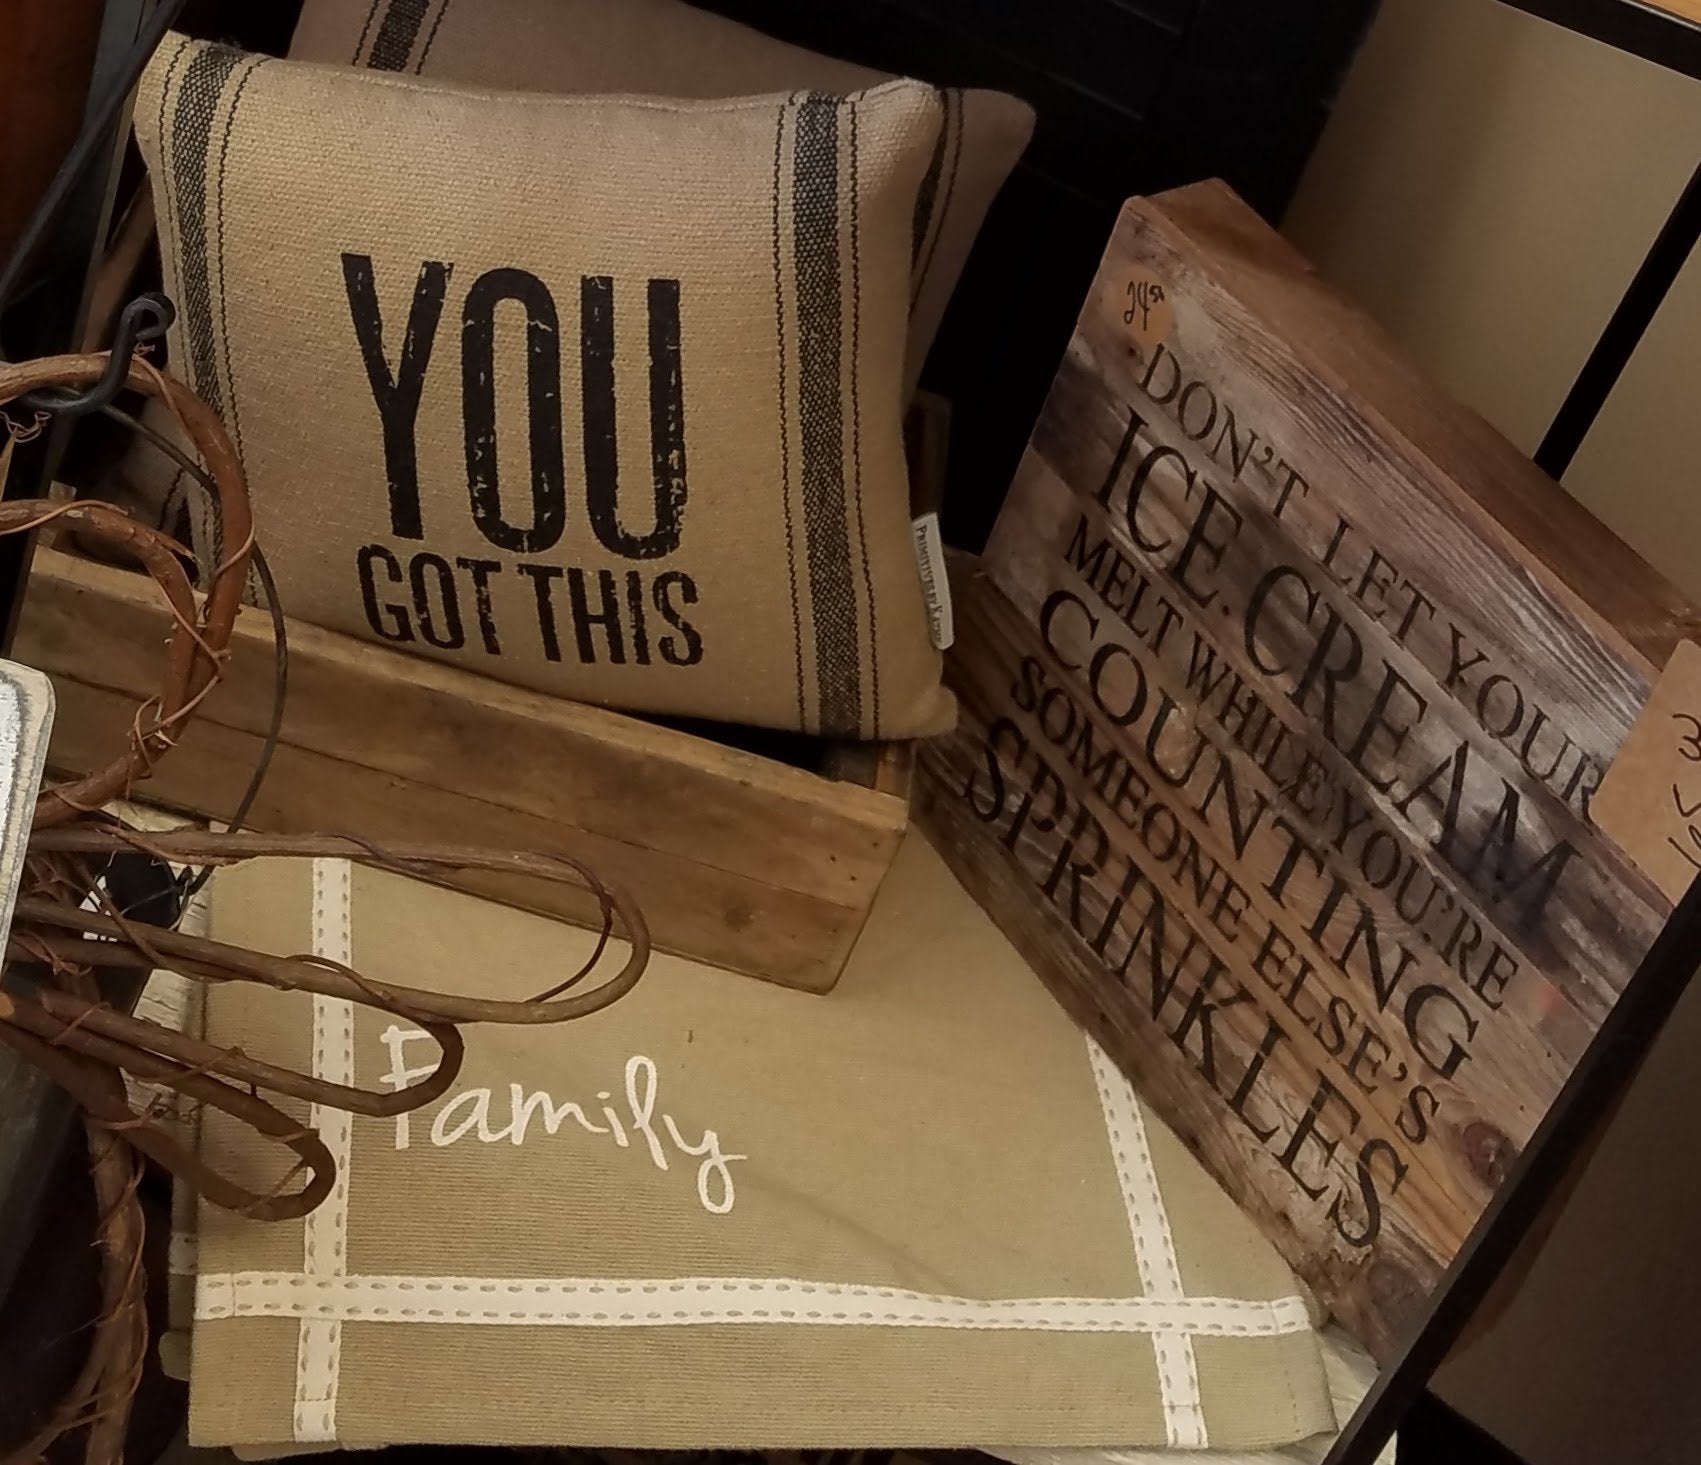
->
135, 35, 954, 738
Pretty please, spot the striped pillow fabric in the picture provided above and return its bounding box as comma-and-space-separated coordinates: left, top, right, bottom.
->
290, 0, 1036, 399
134, 34, 955, 738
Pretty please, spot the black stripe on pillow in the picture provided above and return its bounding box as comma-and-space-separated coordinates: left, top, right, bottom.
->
367, 0, 431, 70
771, 96, 809, 729
168, 42, 247, 422
165, 41, 265, 578
912, 87, 961, 311
847, 98, 880, 734
793, 92, 863, 737
910, 88, 950, 303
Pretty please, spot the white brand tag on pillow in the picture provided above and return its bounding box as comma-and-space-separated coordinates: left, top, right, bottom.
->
911, 512, 954, 652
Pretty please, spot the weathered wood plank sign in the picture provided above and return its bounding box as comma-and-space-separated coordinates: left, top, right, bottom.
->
917, 181, 1701, 1357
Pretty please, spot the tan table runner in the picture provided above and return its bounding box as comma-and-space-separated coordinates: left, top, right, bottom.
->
183, 836, 1333, 1452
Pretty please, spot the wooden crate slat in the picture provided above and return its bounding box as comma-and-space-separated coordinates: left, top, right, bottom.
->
916, 181, 1692, 1357
18, 551, 907, 992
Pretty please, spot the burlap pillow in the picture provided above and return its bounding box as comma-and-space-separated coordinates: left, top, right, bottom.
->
289, 0, 1035, 397
134, 35, 955, 739
183, 835, 1333, 1452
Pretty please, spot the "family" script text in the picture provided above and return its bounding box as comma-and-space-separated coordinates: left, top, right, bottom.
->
380, 1028, 746, 1214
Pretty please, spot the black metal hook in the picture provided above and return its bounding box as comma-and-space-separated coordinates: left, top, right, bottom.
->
12, 292, 176, 418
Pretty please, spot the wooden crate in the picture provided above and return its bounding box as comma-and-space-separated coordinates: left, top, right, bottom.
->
16, 549, 910, 993
914, 181, 1701, 1358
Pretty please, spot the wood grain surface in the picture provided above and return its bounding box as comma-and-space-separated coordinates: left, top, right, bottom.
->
15, 551, 909, 992
916, 182, 1695, 1357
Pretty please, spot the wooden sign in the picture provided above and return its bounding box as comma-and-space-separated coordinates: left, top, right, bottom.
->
916, 181, 1701, 1358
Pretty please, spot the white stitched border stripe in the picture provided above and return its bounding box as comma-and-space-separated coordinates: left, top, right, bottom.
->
195, 1272, 1313, 1335
1087, 1037, 1207, 1448
192, 865, 1315, 1439
295, 859, 355, 1444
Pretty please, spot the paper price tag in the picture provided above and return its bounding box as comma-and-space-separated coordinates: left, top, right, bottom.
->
1592, 640, 1701, 901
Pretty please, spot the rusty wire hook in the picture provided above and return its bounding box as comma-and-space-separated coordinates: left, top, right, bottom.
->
13, 295, 175, 418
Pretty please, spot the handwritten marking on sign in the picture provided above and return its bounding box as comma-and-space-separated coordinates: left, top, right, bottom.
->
1120, 269, 1174, 352
1591, 641, 1701, 902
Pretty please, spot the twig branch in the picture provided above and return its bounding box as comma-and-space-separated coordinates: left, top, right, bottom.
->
0, 353, 650, 1465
